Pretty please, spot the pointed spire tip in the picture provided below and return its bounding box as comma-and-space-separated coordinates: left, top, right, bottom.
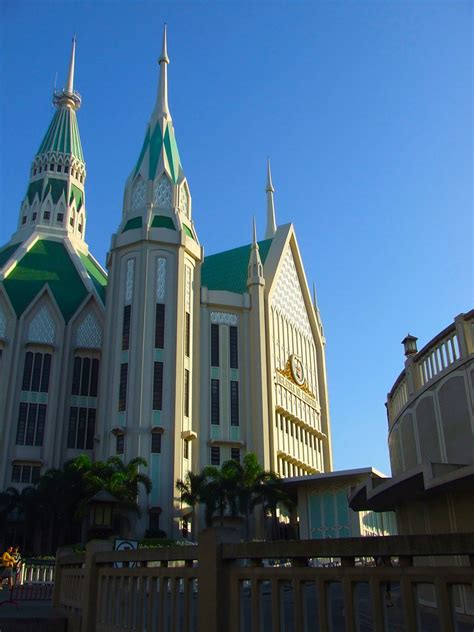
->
159, 23, 169, 64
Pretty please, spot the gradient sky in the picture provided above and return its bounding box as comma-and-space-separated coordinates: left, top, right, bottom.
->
1, 1, 472, 474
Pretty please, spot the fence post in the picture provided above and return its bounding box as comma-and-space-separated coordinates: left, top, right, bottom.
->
197, 527, 241, 632
53, 546, 75, 609
81, 539, 113, 632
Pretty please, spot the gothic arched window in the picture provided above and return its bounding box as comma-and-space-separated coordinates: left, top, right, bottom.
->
153, 175, 172, 207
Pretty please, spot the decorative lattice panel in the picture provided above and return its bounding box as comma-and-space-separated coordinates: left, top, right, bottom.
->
131, 176, 146, 211
153, 176, 172, 207
125, 259, 135, 305
181, 185, 189, 216
210, 312, 238, 326
271, 249, 312, 339
185, 266, 192, 313
76, 312, 102, 349
156, 257, 167, 303
28, 306, 55, 344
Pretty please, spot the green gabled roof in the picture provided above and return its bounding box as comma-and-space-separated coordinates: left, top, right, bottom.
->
0, 243, 21, 268
79, 254, 107, 304
122, 217, 142, 232
134, 120, 182, 183
2, 240, 88, 322
202, 238, 273, 294
37, 107, 84, 162
151, 215, 176, 230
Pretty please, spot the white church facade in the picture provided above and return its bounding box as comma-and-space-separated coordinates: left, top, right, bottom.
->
0, 30, 332, 539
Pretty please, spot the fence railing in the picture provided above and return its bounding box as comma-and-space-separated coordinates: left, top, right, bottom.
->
387, 310, 474, 425
54, 529, 474, 632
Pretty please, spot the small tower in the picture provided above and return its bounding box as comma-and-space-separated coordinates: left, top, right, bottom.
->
99, 26, 203, 539
13, 37, 88, 249
247, 219, 270, 466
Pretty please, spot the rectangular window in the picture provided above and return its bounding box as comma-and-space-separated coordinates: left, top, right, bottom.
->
90, 359, 100, 397
31, 353, 43, 391
229, 326, 238, 369
80, 358, 91, 396
116, 433, 125, 455
210, 446, 220, 466
67, 407, 78, 449
35, 404, 46, 446
185, 312, 190, 357
57, 213, 64, 222
230, 381, 239, 426
153, 362, 163, 410
151, 432, 162, 454
118, 363, 128, 411
210, 324, 219, 367
12, 464, 41, 485
77, 408, 87, 449
231, 447, 240, 463
72, 357, 81, 395
86, 409, 96, 450
184, 440, 189, 459
184, 369, 190, 417
155, 304, 165, 349
40, 354, 51, 393
25, 403, 38, 445
122, 305, 131, 351
22, 352, 33, 390
211, 379, 220, 425
16, 403, 28, 444
43, 211, 50, 220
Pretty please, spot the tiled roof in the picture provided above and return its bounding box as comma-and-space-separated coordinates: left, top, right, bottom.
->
201, 238, 273, 294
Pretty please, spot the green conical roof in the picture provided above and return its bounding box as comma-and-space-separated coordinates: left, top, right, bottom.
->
36, 107, 84, 162
134, 119, 181, 183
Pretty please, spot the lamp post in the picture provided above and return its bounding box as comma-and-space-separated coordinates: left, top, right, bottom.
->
86, 491, 118, 541
402, 334, 418, 357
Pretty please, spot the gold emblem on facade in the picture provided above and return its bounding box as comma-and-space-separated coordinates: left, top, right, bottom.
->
277, 356, 316, 398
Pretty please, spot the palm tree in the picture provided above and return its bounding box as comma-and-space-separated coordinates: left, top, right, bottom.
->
176, 471, 206, 537
252, 471, 294, 540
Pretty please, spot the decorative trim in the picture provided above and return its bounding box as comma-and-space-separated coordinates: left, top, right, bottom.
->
28, 306, 55, 344
125, 259, 135, 305
185, 266, 192, 313
156, 257, 167, 303
210, 311, 238, 326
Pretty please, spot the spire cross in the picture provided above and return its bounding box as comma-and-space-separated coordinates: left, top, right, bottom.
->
265, 157, 277, 239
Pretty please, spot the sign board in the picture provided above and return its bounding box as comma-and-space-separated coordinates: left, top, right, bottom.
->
114, 538, 138, 569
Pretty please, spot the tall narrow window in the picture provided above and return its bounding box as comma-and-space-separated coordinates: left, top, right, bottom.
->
211, 379, 220, 425
118, 363, 128, 411
151, 432, 162, 454
40, 354, 51, 392
230, 381, 239, 426
185, 312, 191, 357
122, 305, 131, 351
184, 369, 190, 417
90, 359, 99, 397
155, 304, 165, 349
80, 358, 91, 396
231, 447, 240, 463
72, 357, 81, 394
183, 440, 189, 459
116, 433, 125, 455
153, 362, 163, 410
21, 353, 34, 390
229, 326, 238, 369
210, 446, 220, 466
16, 403, 47, 446
211, 324, 219, 367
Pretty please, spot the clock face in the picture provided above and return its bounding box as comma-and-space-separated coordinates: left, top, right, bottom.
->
290, 355, 305, 386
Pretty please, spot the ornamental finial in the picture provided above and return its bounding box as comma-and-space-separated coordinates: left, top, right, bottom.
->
53, 36, 81, 110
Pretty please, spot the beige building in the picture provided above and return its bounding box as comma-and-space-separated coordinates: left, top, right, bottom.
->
350, 310, 474, 534
0, 31, 332, 540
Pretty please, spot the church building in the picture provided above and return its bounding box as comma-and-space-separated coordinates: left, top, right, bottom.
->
0, 30, 332, 539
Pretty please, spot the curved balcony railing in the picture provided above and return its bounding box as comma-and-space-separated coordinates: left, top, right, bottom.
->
387, 310, 474, 427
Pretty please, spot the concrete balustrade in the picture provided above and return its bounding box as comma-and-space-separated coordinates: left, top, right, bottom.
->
53, 530, 474, 632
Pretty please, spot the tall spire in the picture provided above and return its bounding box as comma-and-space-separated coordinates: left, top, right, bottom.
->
156, 24, 170, 118
265, 158, 277, 239
313, 282, 324, 335
53, 36, 81, 110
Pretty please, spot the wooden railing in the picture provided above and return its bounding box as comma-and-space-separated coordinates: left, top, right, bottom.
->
387, 310, 474, 425
54, 529, 474, 632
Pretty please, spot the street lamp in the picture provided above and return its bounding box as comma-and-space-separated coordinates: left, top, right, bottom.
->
86, 491, 118, 540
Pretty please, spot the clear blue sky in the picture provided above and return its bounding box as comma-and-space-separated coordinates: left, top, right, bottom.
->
1, 1, 472, 474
